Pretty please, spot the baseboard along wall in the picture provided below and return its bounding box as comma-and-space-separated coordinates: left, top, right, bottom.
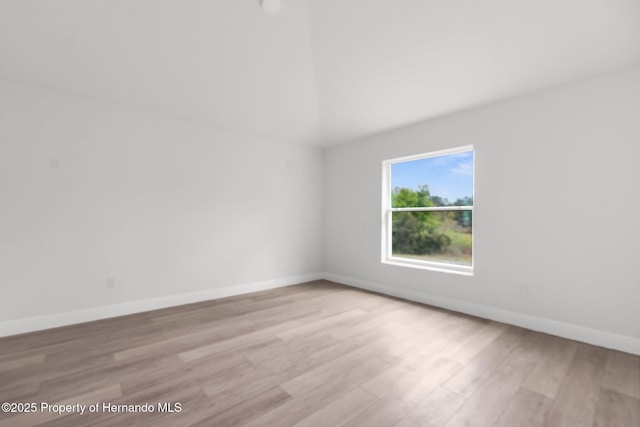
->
323, 272, 640, 356
2, 271, 638, 356
0, 273, 324, 337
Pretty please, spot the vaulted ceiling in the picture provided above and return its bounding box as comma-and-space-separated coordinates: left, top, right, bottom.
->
1, 0, 639, 146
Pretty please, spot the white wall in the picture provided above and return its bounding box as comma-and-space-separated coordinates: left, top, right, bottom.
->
0, 80, 323, 329
2, 64, 639, 353
324, 64, 640, 352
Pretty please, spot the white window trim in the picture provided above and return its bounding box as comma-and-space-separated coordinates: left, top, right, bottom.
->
381, 145, 475, 276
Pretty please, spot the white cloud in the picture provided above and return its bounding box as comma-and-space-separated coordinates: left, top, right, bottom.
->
451, 161, 473, 176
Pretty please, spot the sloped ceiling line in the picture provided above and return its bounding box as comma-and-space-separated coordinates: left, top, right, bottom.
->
0, 0, 639, 147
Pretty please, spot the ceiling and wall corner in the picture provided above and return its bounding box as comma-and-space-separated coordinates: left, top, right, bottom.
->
0, 0, 639, 147
0, 0, 322, 145
306, 0, 640, 145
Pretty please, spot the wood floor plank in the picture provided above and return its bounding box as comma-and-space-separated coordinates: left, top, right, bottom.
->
177, 320, 301, 363
0, 353, 45, 372
392, 387, 466, 427
372, 314, 487, 366
244, 333, 338, 367
521, 335, 577, 399
0, 379, 39, 402
327, 305, 435, 341
199, 363, 291, 409
362, 356, 461, 401
448, 321, 510, 364
0, 280, 638, 427
245, 307, 326, 331
280, 353, 391, 399
184, 386, 291, 427
388, 359, 462, 409
43, 384, 207, 427
114, 318, 255, 362
12, 354, 119, 404
594, 388, 640, 427
243, 357, 392, 427
602, 349, 640, 399
342, 396, 411, 427
198, 333, 383, 414
493, 387, 552, 427
441, 326, 529, 398
276, 309, 369, 341
443, 331, 547, 427
543, 343, 608, 427
292, 387, 377, 427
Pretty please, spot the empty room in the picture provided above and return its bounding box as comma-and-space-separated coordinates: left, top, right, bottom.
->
1, 0, 639, 426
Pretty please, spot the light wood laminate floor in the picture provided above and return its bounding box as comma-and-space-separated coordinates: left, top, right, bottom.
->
1, 280, 639, 426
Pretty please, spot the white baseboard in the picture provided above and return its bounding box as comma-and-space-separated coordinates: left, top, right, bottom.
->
4, 271, 639, 356
0, 273, 324, 337
323, 272, 640, 356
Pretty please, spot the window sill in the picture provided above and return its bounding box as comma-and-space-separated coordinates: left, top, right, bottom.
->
382, 257, 474, 276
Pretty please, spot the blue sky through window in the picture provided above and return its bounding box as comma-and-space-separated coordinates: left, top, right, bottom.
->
391, 150, 473, 203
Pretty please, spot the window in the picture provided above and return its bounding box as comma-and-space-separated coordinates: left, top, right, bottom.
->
382, 145, 474, 275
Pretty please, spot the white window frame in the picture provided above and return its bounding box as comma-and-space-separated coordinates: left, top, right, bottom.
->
381, 145, 475, 276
